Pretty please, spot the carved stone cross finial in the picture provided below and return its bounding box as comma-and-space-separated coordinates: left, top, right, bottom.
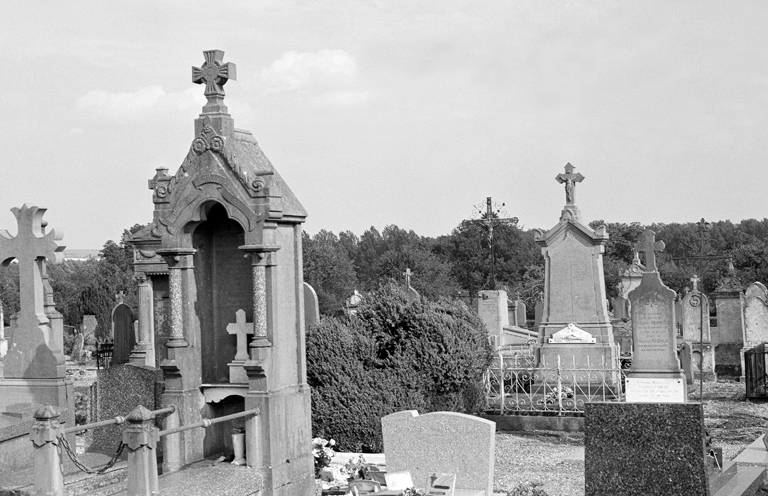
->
0, 205, 64, 328
636, 229, 665, 272
226, 309, 253, 361
192, 50, 237, 114
690, 274, 700, 292
555, 163, 585, 205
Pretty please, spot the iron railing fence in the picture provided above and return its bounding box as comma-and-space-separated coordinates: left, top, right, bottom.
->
484, 352, 627, 416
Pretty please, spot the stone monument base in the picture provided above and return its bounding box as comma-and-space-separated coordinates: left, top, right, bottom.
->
0, 377, 75, 419
245, 384, 315, 496
538, 343, 621, 390
691, 341, 717, 382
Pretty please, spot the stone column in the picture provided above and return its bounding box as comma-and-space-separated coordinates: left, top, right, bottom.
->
239, 245, 279, 349
30, 405, 65, 496
123, 405, 159, 496
130, 273, 155, 367
157, 249, 195, 348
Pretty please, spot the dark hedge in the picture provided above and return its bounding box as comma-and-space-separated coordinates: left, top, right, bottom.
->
307, 284, 492, 452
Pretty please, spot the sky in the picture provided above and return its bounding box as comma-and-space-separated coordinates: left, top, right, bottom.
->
1, 1, 767, 249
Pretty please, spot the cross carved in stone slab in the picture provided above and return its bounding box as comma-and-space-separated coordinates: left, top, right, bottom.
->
0, 205, 64, 330
226, 309, 253, 361
690, 274, 700, 292
555, 163, 584, 205
636, 229, 665, 272
192, 50, 237, 110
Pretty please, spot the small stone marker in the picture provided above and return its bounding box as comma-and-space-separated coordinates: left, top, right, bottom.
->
384, 471, 414, 491
626, 229, 687, 402
303, 282, 320, 330
71, 333, 85, 363
426, 473, 456, 496
678, 341, 694, 385
381, 410, 495, 495
226, 309, 253, 383
0, 204, 66, 378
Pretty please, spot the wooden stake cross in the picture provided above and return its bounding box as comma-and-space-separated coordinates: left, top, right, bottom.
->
555, 163, 585, 205
0, 205, 64, 329
636, 229, 665, 272
226, 309, 253, 361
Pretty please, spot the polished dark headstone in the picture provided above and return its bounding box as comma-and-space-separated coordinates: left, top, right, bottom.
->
585, 402, 709, 496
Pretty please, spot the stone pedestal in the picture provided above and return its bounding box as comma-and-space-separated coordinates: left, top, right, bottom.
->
477, 290, 509, 349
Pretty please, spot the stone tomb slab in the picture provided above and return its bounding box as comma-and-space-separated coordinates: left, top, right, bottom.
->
585, 402, 709, 496
381, 410, 495, 495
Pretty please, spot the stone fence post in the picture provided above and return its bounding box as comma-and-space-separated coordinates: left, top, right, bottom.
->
30, 405, 65, 496
123, 405, 159, 496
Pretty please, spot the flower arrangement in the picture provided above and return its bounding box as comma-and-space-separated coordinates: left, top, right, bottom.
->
538, 386, 574, 405
312, 437, 336, 476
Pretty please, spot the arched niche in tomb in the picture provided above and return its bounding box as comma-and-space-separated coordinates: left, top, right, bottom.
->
190, 201, 251, 384
201, 392, 246, 458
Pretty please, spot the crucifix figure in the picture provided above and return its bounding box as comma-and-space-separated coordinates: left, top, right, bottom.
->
192, 50, 237, 113
470, 197, 518, 289
226, 309, 253, 362
636, 229, 665, 272
555, 163, 585, 205
690, 274, 700, 293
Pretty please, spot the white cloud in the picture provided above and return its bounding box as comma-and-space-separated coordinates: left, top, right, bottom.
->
260, 49, 369, 105
77, 86, 204, 120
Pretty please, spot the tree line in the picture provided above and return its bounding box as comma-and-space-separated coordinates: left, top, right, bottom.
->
0, 218, 766, 336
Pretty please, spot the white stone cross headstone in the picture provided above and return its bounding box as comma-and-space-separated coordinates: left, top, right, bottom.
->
227, 309, 253, 361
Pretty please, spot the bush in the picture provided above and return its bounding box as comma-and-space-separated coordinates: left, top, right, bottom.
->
307, 283, 492, 452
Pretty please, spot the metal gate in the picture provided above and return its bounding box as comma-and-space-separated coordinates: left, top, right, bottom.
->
744, 343, 768, 399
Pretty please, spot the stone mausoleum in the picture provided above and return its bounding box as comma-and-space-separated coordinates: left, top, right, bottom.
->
129, 50, 313, 494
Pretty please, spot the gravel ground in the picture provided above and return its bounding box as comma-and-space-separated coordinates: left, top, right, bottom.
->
493, 431, 584, 496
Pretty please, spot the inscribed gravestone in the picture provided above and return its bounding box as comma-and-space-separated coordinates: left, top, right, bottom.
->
626, 229, 686, 402
303, 282, 319, 330
681, 275, 716, 381
744, 282, 768, 347
111, 298, 135, 365
585, 402, 709, 496
71, 333, 85, 363
381, 410, 494, 495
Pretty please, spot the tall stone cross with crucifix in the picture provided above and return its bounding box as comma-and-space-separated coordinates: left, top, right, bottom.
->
636, 229, 665, 272
555, 163, 585, 205
192, 49, 237, 114
0, 204, 65, 378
